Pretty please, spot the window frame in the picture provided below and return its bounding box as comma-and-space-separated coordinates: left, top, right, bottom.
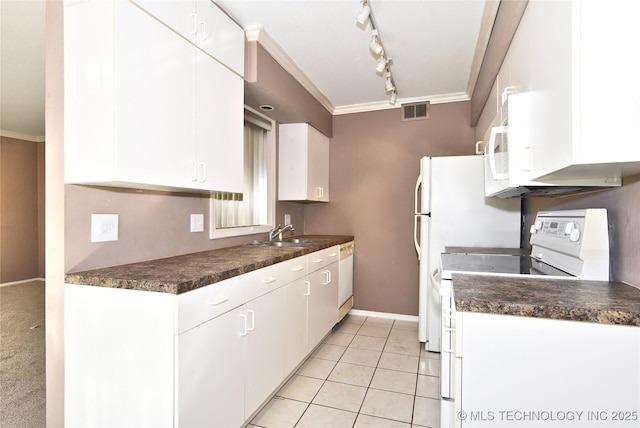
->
208, 106, 276, 239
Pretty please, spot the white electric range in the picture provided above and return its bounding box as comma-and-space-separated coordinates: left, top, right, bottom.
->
438, 209, 610, 408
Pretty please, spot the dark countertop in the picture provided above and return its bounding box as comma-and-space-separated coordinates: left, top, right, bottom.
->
452, 273, 640, 326
65, 235, 353, 295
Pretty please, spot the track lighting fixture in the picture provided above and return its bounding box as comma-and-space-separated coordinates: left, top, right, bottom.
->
356, 1, 370, 25
369, 30, 383, 55
355, 0, 398, 104
376, 54, 387, 74
385, 71, 395, 93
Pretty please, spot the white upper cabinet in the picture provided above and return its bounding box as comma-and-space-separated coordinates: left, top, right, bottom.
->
64, 0, 243, 193
130, 0, 244, 75
278, 123, 330, 202
496, 0, 640, 183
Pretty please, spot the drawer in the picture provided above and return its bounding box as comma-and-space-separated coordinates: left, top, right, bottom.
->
308, 245, 340, 272
245, 256, 306, 302
177, 275, 245, 334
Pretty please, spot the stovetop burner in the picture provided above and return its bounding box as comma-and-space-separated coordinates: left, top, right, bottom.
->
441, 253, 574, 279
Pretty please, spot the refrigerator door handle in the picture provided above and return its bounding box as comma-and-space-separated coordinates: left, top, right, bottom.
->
414, 171, 422, 215
414, 214, 420, 260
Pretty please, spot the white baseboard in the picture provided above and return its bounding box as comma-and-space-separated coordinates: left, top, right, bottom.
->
0, 278, 45, 287
347, 309, 419, 323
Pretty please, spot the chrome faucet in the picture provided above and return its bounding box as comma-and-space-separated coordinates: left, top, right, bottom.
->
268, 225, 282, 241
279, 224, 295, 239
267, 224, 295, 241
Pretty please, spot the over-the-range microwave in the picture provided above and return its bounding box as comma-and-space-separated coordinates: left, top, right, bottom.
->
483, 90, 620, 198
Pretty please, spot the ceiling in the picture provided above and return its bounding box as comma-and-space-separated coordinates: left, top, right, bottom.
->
0, 0, 495, 142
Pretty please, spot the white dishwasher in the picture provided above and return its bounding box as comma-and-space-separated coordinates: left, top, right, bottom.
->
338, 241, 354, 321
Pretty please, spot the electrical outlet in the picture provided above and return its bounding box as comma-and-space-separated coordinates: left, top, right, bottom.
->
284, 214, 291, 226
190, 214, 204, 232
91, 214, 119, 242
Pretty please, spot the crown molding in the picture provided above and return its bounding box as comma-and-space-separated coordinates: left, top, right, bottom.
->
333, 92, 470, 116
244, 25, 472, 117
0, 130, 45, 142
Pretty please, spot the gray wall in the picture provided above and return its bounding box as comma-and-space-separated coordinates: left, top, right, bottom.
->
526, 175, 640, 286
0, 136, 45, 283
304, 102, 477, 315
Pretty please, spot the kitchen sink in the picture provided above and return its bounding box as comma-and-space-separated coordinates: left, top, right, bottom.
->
243, 238, 331, 248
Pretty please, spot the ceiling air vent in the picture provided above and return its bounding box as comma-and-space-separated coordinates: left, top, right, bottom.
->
401, 102, 430, 121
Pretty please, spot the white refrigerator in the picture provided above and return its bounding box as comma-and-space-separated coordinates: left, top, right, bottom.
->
414, 155, 521, 352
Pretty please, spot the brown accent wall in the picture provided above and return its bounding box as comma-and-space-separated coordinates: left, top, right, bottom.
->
304, 102, 477, 316
65, 185, 289, 272
525, 175, 640, 286
0, 136, 45, 283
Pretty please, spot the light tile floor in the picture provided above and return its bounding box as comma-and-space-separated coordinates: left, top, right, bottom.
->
249, 314, 441, 428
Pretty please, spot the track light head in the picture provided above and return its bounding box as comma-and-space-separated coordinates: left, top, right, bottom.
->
376, 54, 387, 74
356, 1, 370, 25
389, 90, 397, 105
385, 71, 395, 93
369, 30, 383, 55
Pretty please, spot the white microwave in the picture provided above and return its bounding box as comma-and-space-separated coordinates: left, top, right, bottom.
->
484, 91, 618, 198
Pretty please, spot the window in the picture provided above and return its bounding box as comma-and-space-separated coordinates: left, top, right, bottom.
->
209, 107, 276, 239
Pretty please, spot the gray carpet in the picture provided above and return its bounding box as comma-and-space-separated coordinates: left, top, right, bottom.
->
0, 281, 46, 428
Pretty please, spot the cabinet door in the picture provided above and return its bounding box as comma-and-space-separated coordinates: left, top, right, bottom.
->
117, 1, 197, 188
176, 307, 245, 427
284, 278, 310, 375
306, 125, 330, 202
129, 0, 197, 44
196, 49, 244, 192
307, 262, 339, 351
244, 287, 286, 419
195, 0, 245, 75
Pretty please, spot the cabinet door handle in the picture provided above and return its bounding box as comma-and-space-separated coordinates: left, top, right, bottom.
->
261, 277, 276, 285
189, 13, 197, 35
323, 270, 331, 285
304, 280, 311, 296
208, 296, 229, 306
247, 309, 255, 332
199, 21, 208, 41
239, 314, 248, 336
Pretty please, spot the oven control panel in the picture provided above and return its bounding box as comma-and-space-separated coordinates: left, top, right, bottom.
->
530, 217, 583, 243
529, 209, 609, 280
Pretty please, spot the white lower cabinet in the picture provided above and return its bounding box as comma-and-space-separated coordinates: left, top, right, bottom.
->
284, 277, 311, 374
243, 287, 286, 419
454, 311, 640, 428
308, 262, 339, 349
177, 306, 245, 427
65, 248, 340, 427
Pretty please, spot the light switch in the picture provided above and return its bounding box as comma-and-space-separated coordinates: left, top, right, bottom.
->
190, 214, 204, 232
91, 214, 119, 242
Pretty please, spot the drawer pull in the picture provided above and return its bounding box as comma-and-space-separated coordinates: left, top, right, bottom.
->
292, 266, 305, 272
311, 258, 323, 264
261, 277, 277, 285
329, 252, 338, 257
208, 296, 229, 306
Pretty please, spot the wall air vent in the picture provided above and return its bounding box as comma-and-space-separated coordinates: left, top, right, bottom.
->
401, 101, 430, 121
